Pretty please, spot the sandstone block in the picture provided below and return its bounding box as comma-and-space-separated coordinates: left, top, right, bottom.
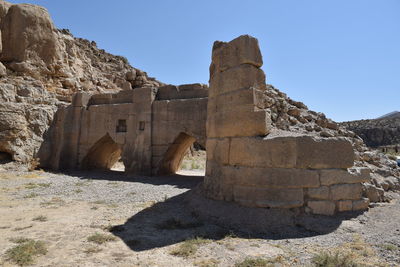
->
296, 136, 354, 169
206, 138, 230, 165
330, 184, 362, 200
219, 165, 319, 188
307, 186, 329, 200
229, 136, 297, 168
307, 200, 336, 216
337, 200, 353, 212
233, 185, 304, 208
207, 109, 271, 138
208, 87, 262, 114
209, 64, 266, 98
320, 167, 370, 186
72, 92, 91, 107
0, 62, 6, 77
211, 35, 263, 75
352, 198, 370, 211
363, 183, 384, 202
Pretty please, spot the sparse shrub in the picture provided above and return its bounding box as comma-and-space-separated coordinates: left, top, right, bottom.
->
5, 239, 47, 266
84, 246, 102, 254
235, 257, 273, 267
381, 243, 398, 251
32, 215, 47, 222
312, 251, 359, 267
170, 237, 210, 258
87, 233, 117, 244
24, 192, 38, 199
195, 258, 219, 267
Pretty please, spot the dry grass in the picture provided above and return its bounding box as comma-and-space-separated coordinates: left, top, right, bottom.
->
311, 234, 385, 267
6, 239, 47, 266
234, 257, 277, 267
87, 233, 117, 245
180, 150, 206, 171
170, 237, 210, 258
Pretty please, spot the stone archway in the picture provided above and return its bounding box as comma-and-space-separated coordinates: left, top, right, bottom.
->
81, 133, 122, 170
157, 132, 197, 175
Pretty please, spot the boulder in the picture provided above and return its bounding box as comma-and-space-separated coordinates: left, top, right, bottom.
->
0, 3, 61, 65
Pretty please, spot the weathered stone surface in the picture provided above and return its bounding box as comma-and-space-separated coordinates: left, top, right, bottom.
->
209, 65, 266, 98
220, 165, 320, 188
363, 183, 385, 202
320, 167, 370, 186
307, 186, 330, 200
206, 138, 230, 165
352, 198, 370, 211
233, 185, 304, 208
1, 3, 61, 64
330, 184, 363, 200
207, 109, 271, 138
229, 136, 297, 168
211, 35, 263, 75
296, 137, 354, 169
0, 62, 6, 77
337, 200, 353, 212
307, 200, 336, 216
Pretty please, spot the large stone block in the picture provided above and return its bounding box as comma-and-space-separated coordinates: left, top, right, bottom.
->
229, 136, 297, 168
220, 165, 320, 188
211, 35, 263, 76
296, 136, 354, 169
233, 185, 304, 208
208, 87, 262, 114
307, 186, 330, 200
209, 64, 266, 98
330, 184, 362, 200
207, 109, 271, 138
352, 198, 369, 211
307, 200, 336, 216
320, 167, 370, 186
337, 200, 353, 212
206, 138, 230, 165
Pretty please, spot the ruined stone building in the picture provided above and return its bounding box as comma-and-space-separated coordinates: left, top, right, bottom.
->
1, 1, 399, 219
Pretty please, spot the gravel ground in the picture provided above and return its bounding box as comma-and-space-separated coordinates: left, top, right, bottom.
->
1, 163, 400, 266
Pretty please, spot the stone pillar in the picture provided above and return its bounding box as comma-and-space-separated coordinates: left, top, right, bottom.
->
204, 35, 272, 201
203, 35, 370, 215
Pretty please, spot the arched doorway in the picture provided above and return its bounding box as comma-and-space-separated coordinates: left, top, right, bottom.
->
81, 133, 123, 170
157, 132, 204, 175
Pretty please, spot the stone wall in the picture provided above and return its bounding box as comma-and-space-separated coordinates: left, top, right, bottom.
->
203, 35, 370, 215
40, 84, 207, 176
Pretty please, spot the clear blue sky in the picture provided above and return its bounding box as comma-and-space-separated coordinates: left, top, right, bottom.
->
7, 0, 400, 122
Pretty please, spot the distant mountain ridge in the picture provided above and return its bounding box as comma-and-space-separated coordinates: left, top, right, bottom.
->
341, 111, 400, 148
377, 111, 400, 120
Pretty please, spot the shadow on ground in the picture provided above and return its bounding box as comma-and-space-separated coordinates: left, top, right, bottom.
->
55, 169, 203, 189
109, 189, 365, 252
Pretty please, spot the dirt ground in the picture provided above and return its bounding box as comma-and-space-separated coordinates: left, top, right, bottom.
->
1, 163, 400, 266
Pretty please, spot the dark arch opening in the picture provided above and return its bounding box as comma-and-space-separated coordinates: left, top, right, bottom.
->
157, 132, 200, 175
0, 151, 13, 163
81, 133, 122, 170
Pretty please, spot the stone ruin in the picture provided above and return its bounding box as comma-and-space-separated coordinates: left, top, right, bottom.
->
203, 36, 369, 215
37, 34, 400, 216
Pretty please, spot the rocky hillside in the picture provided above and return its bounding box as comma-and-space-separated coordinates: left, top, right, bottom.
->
341, 114, 400, 148
0, 1, 162, 163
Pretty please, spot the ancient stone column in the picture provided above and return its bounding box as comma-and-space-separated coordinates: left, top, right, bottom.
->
203, 35, 370, 215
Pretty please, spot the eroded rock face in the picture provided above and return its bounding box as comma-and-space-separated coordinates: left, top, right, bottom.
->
203, 35, 399, 214
1, 4, 61, 65
0, 0, 162, 164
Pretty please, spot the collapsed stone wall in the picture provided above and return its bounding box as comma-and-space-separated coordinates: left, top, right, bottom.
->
203, 35, 395, 215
